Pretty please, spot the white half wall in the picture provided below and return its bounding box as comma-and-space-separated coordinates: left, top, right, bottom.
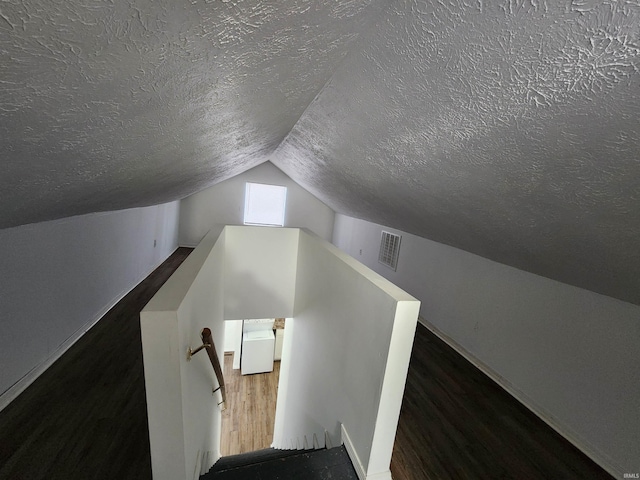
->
223, 226, 298, 320
141, 226, 419, 480
332, 213, 640, 478
141, 229, 226, 480
274, 229, 420, 479
0, 202, 179, 410
178, 161, 335, 246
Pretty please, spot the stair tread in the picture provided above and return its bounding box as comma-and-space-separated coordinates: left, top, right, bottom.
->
202, 445, 358, 479
209, 448, 315, 472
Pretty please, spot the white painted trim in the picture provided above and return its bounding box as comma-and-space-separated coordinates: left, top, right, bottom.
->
365, 472, 392, 480
193, 450, 202, 480
324, 430, 332, 449
0, 248, 178, 412
341, 424, 366, 480
417, 317, 621, 479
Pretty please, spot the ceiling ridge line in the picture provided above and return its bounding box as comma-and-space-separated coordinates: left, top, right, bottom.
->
270, 0, 392, 162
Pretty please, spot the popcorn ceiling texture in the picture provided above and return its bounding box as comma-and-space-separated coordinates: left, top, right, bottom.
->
2, 0, 640, 305
275, 0, 640, 305
0, 0, 378, 225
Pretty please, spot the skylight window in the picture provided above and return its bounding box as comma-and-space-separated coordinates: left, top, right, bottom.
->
243, 182, 287, 226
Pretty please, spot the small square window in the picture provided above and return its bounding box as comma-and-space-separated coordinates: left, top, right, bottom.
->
244, 182, 287, 226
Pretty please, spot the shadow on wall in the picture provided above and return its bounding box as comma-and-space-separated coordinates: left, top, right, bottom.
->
225, 270, 293, 318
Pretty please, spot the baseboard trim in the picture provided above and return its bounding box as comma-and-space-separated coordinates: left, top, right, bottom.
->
417, 317, 620, 479
341, 424, 366, 480
365, 472, 392, 480
0, 247, 179, 413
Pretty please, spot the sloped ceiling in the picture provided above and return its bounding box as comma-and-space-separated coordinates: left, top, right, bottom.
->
1, 0, 382, 227
274, 1, 640, 305
2, 1, 640, 305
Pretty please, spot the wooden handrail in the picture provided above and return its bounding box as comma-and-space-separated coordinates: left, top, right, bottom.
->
188, 328, 226, 409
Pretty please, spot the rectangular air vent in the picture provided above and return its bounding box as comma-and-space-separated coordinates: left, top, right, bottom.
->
378, 231, 401, 271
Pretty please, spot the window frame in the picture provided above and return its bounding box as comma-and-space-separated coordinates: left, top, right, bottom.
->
243, 182, 288, 227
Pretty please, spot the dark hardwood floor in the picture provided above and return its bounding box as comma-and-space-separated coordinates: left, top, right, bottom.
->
0, 248, 192, 480
0, 248, 612, 480
390, 323, 612, 480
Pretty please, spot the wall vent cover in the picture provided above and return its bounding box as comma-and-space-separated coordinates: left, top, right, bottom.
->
378, 231, 401, 271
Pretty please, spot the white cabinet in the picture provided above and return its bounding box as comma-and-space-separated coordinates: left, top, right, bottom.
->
241, 329, 275, 375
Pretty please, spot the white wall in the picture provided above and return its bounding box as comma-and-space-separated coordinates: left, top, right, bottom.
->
223, 320, 243, 369
332, 213, 640, 478
274, 229, 419, 480
141, 229, 226, 480
0, 202, 180, 409
178, 231, 226, 479
141, 226, 419, 480
178, 161, 335, 246
142, 226, 299, 480
224, 226, 298, 320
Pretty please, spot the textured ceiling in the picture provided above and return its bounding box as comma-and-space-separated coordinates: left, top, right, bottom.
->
0, 0, 381, 227
2, 1, 640, 305
274, 0, 640, 305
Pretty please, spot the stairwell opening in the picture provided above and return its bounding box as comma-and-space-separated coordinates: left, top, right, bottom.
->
220, 317, 293, 457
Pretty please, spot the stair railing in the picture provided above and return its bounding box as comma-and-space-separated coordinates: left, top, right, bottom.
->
188, 327, 226, 409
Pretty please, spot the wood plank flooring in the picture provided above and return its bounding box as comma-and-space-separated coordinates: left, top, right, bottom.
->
0, 248, 192, 480
390, 322, 612, 480
220, 354, 279, 456
0, 250, 614, 480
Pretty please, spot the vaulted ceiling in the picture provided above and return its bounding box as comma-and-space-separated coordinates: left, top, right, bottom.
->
2, 1, 640, 305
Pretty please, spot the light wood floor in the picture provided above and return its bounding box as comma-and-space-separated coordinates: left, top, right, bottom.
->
220, 353, 280, 456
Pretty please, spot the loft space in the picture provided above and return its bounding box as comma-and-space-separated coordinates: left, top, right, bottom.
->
1, 0, 640, 305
